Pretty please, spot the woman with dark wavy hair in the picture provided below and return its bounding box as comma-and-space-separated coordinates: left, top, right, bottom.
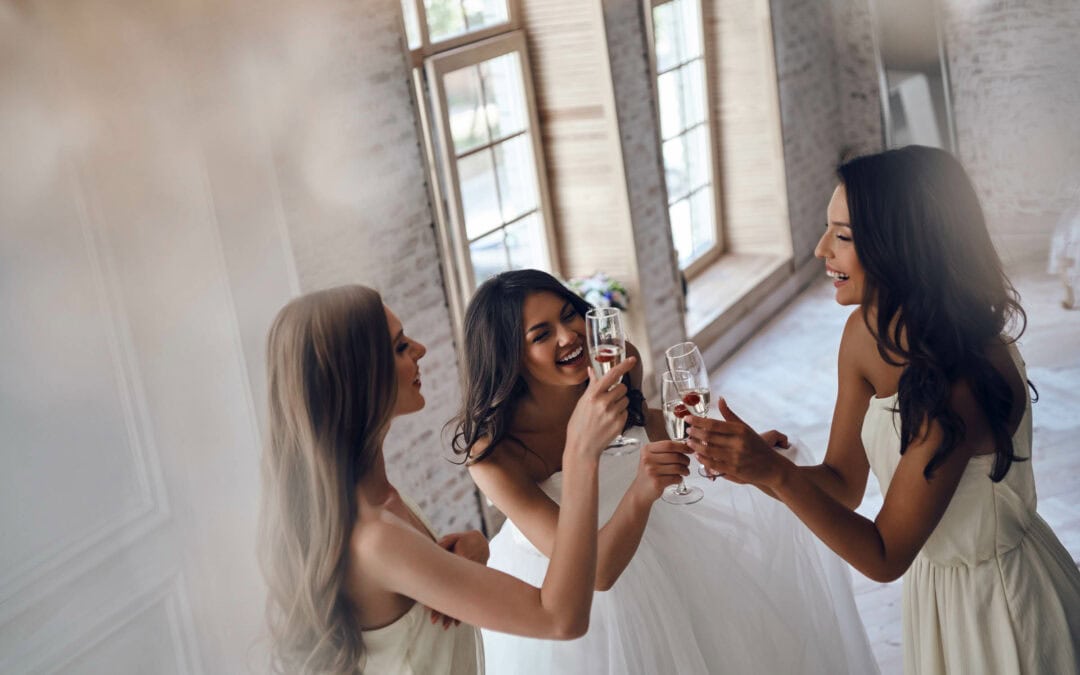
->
454, 270, 878, 674
258, 284, 633, 674
693, 146, 1080, 673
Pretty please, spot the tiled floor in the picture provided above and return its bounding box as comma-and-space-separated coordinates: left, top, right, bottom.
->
711, 265, 1080, 674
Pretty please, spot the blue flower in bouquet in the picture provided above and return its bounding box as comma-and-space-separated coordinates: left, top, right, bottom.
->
567, 273, 629, 311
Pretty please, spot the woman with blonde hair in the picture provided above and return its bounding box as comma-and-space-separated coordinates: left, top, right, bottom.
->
258, 284, 632, 674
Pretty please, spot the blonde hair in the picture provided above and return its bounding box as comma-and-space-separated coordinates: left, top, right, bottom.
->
258, 285, 396, 673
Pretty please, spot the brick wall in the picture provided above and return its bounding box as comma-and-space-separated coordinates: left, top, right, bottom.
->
829, 0, 884, 159
941, 0, 1080, 262
271, 0, 479, 533
770, 0, 846, 267
770, 0, 882, 268
600, 0, 686, 377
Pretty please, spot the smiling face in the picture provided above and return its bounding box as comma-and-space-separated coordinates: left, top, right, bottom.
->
520, 291, 589, 388
815, 184, 866, 306
384, 306, 427, 417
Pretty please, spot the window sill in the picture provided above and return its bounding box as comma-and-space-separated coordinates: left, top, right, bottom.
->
684, 252, 792, 345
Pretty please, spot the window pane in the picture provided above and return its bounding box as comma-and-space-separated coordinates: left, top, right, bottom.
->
481, 52, 527, 142
505, 214, 548, 271
663, 136, 689, 202
462, 0, 509, 31
657, 69, 682, 140
652, 2, 678, 73
681, 59, 707, 127
670, 198, 693, 267
458, 149, 501, 239
690, 186, 717, 258
678, 0, 703, 61
493, 134, 538, 222
426, 0, 468, 42
685, 124, 712, 192
444, 65, 489, 154
469, 227, 508, 286
402, 0, 422, 49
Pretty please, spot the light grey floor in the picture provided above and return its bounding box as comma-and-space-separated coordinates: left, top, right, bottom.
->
711, 266, 1080, 674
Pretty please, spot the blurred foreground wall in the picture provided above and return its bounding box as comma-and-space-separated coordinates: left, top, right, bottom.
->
0, 0, 477, 671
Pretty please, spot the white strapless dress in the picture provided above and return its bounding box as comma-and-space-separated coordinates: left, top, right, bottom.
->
481, 428, 879, 674
862, 346, 1080, 674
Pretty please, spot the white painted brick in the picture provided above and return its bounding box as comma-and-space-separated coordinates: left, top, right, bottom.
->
273, 0, 480, 533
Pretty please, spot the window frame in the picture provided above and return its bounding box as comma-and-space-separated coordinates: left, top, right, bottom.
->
422, 29, 559, 301
403, 0, 521, 65
644, 0, 725, 279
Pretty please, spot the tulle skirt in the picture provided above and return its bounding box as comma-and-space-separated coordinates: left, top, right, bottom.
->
481, 442, 879, 675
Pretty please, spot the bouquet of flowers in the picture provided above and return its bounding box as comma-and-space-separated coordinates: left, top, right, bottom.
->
567, 272, 629, 310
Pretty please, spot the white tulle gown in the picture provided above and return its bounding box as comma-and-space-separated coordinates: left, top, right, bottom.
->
481, 427, 879, 674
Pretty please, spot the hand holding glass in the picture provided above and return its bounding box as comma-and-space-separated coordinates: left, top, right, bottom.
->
659, 370, 704, 505
664, 341, 716, 477
585, 307, 638, 455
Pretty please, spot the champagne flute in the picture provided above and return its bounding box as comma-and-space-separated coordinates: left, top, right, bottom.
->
660, 370, 704, 505
664, 341, 716, 477
585, 307, 639, 455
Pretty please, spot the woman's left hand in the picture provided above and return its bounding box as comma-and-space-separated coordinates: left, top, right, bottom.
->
437, 529, 490, 565
430, 530, 490, 628
685, 398, 793, 488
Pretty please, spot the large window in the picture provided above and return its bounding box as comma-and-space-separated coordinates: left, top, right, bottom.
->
649, 0, 722, 275
402, 0, 556, 303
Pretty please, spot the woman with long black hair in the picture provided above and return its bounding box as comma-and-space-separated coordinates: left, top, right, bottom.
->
693, 146, 1080, 673
454, 270, 877, 674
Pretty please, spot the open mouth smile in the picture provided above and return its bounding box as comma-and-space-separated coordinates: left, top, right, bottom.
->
555, 344, 585, 366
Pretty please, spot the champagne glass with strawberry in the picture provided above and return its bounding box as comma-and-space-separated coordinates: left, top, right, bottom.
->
585, 307, 639, 455
660, 370, 704, 504
664, 341, 716, 477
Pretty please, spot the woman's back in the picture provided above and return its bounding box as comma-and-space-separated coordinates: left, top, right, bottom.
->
861, 343, 1080, 674
354, 495, 483, 675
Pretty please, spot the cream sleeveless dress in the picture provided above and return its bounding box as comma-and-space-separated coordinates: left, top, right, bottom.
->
360, 496, 484, 674
861, 346, 1080, 674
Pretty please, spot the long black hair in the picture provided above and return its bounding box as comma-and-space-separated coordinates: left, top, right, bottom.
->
451, 269, 645, 464
839, 145, 1030, 482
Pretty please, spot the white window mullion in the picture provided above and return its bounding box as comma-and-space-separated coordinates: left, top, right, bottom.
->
425, 30, 556, 291
648, 0, 724, 275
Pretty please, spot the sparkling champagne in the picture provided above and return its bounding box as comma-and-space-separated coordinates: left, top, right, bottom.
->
680, 388, 710, 416
590, 344, 625, 377
663, 400, 689, 440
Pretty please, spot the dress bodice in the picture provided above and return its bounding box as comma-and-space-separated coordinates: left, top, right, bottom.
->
485, 427, 881, 674
860, 346, 1080, 674
360, 495, 483, 674
508, 427, 644, 554
859, 346, 1038, 566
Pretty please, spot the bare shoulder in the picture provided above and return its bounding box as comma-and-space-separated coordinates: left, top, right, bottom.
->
839, 308, 876, 367
349, 515, 394, 564
350, 508, 431, 573
840, 307, 872, 344
468, 436, 534, 484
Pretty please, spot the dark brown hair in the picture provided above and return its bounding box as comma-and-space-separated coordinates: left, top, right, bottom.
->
839, 145, 1030, 481
452, 269, 645, 464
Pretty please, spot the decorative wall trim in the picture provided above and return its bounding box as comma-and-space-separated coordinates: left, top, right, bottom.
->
0, 167, 170, 620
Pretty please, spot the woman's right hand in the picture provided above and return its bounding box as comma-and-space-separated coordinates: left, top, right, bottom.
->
629, 440, 692, 503
565, 357, 636, 460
